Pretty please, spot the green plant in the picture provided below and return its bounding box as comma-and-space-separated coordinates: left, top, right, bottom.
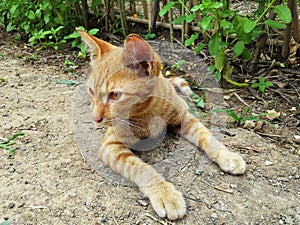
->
191, 92, 205, 108
0, 133, 24, 157
160, 0, 292, 84
142, 32, 157, 40
170, 59, 185, 70
209, 108, 266, 126
64, 27, 99, 58
0, 0, 78, 50
251, 77, 273, 93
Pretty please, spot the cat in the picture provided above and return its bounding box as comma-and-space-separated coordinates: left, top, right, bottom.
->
76, 28, 246, 220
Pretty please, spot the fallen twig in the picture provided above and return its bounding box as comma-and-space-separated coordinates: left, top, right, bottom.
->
271, 89, 293, 103
228, 143, 261, 153
233, 92, 250, 107
201, 179, 234, 194
256, 132, 287, 138
25, 205, 47, 209
184, 195, 232, 214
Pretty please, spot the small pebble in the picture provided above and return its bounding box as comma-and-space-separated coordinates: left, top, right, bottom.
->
230, 184, 237, 188
211, 212, 218, 219
264, 160, 273, 166
137, 199, 148, 207
18, 202, 25, 208
277, 177, 289, 182
8, 203, 15, 209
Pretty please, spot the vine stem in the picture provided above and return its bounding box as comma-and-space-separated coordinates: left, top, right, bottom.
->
256, 0, 277, 23
178, 0, 191, 14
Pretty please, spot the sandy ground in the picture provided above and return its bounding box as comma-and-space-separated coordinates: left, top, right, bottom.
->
0, 43, 299, 225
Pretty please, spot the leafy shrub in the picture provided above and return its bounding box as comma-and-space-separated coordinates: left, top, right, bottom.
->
0, 0, 79, 49
160, 0, 292, 83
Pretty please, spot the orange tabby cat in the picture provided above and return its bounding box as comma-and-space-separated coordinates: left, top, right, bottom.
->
77, 28, 246, 220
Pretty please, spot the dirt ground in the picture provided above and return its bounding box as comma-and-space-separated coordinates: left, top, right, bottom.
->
0, 33, 300, 225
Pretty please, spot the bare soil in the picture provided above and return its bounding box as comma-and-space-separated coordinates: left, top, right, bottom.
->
0, 32, 299, 225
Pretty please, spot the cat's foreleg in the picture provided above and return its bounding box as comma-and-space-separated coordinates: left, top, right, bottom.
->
99, 127, 186, 220
179, 111, 246, 174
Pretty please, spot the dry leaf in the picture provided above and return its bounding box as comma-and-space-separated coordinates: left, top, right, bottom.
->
266, 109, 280, 120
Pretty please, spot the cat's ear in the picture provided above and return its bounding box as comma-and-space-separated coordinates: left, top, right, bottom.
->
76, 28, 116, 61
123, 34, 160, 76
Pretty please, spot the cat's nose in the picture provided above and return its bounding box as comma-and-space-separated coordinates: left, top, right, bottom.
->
93, 117, 103, 123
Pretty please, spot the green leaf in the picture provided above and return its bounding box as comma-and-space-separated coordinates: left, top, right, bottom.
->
264, 20, 286, 29
159, 1, 175, 17
220, 19, 232, 30
215, 50, 225, 72
184, 33, 199, 46
215, 71, 222, 81
265, 81, 273, 87
186, 14, 196, 23
88, 28, 99, 35
233, 41, 245, 56
251, 83, 259, 88
211, 2, 223, 9
172, 15, 186, 25
27, 10, 35, 20
1, 133, 25, 144
242, 48, 253, 61
191, 5, 201, 12
274, 5, 292, 23
244, 19, 256, 33
208, 33, 222, 56
198, 16, 213, 31
44, 13, 50, 24
9, 4, 18, 15
225, 109, 241, 122
193, 43, 206, 54
6, 22, 14, 32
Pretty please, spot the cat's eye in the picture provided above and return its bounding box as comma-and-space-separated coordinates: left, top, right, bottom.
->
109, 91, 122, 101
87, 87, 95, 96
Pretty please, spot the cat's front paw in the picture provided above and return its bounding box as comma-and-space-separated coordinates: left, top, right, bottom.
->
217, 150, 246, 174
146, 182, 186, 220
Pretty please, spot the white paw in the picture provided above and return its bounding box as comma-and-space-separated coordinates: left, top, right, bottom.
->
217, 150, 246, 174
147, 182, 186, 220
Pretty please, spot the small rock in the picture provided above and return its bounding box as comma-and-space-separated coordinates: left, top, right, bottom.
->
244, 120, 256, 129
8, 203, 15, 209
293, 135, 300, 144
230, 184, 237, 188
264, 160, 273, 166
277, 177, 289, 182
211, 212, 218, 219
18, 202, 25, 208
137, 199, 148, 207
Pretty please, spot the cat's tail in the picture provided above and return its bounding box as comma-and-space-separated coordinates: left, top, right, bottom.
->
168, 77, 194, 98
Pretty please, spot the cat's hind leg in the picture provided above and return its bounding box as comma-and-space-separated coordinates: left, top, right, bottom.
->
178, 110, 246, 174
100, 127, 186, 220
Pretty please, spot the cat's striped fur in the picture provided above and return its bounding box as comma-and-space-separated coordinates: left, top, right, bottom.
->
77, 29, 246, 220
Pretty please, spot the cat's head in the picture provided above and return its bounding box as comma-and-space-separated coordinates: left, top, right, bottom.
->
77, 28, 162, 123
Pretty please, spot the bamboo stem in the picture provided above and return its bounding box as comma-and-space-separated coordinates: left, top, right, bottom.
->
150, 0, 160, 32
291, 0, 299, 42
126, 17, 201, 32
118, 0, 128, 37
105, 0, 110, 32
281, 0, 293, 59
